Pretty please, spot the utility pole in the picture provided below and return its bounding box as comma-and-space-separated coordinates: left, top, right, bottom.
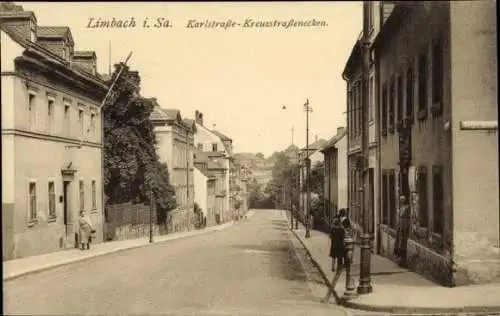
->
149, 188, 154, 243
357, 0, 373, 295
304, 99, 312, 238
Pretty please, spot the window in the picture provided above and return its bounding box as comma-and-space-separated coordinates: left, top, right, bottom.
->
78, 109, 84, 134
28, 93, 36, 128
417, 167, 428, 228
212, 143, 217, 152
388, 171, 396, 228
381, 83, 388, 134
197, 143, 203, 151
79, 180, 84, 212
29, 20, 36, 42
389, 78, 395, 131
418, 53, 428, 115
90, 113, 96, 134
369, 76, 374, 121
48, 98, 54, 116
48, 181, 56, 218
64, 104, 70, 135
382, 173, 388, 225
29, 182, 37, 221
432, 38, 443, 106
92, 180, 97, 210
397, 75, 403, 122
348, 89, 353, 138
432, 165, 444, 235
406, 64, 414, 119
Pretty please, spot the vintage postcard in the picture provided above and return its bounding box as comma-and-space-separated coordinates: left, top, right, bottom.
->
1, 1, 499, 315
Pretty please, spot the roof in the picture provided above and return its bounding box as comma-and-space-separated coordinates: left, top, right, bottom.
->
320, 128, 347, 153
207, 160, 225, 170
193, 150, 210, 163
37, 26, 74, 45
73, 50, 96, 59
301, 138, 327, 151
372, 3, 411, 53
0, 10, 105, 88
183, 118, 197, 132
341, 38, 362, 80
150, 107, 190, 130
211, 130, 232, 142
205, 151, 226, 158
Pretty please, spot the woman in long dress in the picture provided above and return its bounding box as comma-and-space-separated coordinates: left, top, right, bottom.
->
78, 211, 94, 250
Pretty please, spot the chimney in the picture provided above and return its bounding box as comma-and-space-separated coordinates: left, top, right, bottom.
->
72, 51, 97, 75
0, 5, 38, 43
337, 127, 345, 135
315, 135, 318, 142
195, 110, 204, 126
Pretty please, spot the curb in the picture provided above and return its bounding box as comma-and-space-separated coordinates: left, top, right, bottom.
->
3, 221, 235, 282
289, 228, 500, 315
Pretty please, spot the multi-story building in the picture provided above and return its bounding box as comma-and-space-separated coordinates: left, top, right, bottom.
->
343, 1, 391, 249
321, 127, 348, 226
298, 137, 327, 222
192, 110, 232, 223
1, 5, 107, 260
193, 152, 217, 227
373, 1, 498, 285
151, 105, 195, 232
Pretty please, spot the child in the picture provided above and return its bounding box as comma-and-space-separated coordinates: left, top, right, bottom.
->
329, 217, 345, 271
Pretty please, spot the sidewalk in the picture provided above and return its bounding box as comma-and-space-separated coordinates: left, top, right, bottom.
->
290, 223, 500, 314
3, 220, 235, 282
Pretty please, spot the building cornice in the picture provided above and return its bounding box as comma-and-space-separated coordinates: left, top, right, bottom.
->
2, 128, 101, 148
2, 71, 103, 106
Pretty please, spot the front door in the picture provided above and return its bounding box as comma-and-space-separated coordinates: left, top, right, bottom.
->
63, 180, 75, 246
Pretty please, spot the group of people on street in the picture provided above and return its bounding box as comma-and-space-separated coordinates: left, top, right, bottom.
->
328, 208, 351, 272
328, 195, 412, 271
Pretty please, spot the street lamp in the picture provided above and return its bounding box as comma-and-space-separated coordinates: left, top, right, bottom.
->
304, 99, 312, 239
357, 0, 373, 294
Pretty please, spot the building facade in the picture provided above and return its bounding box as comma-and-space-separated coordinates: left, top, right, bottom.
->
321, 127, 348, 226
1, 6, 107, 260
298, 137, 327, 222
374, 1, 499, 285
151, 106, 195, 232
193, 110, 232, 223
343, 1, 390, 250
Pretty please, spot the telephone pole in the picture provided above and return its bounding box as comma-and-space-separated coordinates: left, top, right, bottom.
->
304, 99, 312, 239
357, 0, 373, 294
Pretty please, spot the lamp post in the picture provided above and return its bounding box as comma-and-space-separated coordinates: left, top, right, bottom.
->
304, 99, 312, 239
357, 0, 373, 295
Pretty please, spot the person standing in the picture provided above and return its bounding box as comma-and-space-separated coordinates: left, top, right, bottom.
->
329, 215, 345, 271
78, 211, 94, 250
394, 195, 411, 267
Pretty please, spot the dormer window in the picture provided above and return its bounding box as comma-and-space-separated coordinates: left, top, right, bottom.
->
29, 20, 36, 42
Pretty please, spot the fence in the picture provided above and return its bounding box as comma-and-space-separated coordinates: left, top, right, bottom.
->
104, 203, 205, 242
104, 202, 160, 241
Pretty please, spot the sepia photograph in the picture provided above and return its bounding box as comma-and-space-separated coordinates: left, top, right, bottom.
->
1, 1, 499, 315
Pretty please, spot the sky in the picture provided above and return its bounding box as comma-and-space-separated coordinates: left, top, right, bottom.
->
23, 1, 362, 157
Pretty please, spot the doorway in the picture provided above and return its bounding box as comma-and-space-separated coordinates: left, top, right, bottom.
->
63, 181, 70, 235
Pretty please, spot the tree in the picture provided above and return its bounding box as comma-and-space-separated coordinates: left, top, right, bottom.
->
103, 63, 176, 223
256, 152, 265, 160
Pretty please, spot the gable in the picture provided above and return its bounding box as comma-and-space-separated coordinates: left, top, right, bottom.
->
0, 30, 25, 71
